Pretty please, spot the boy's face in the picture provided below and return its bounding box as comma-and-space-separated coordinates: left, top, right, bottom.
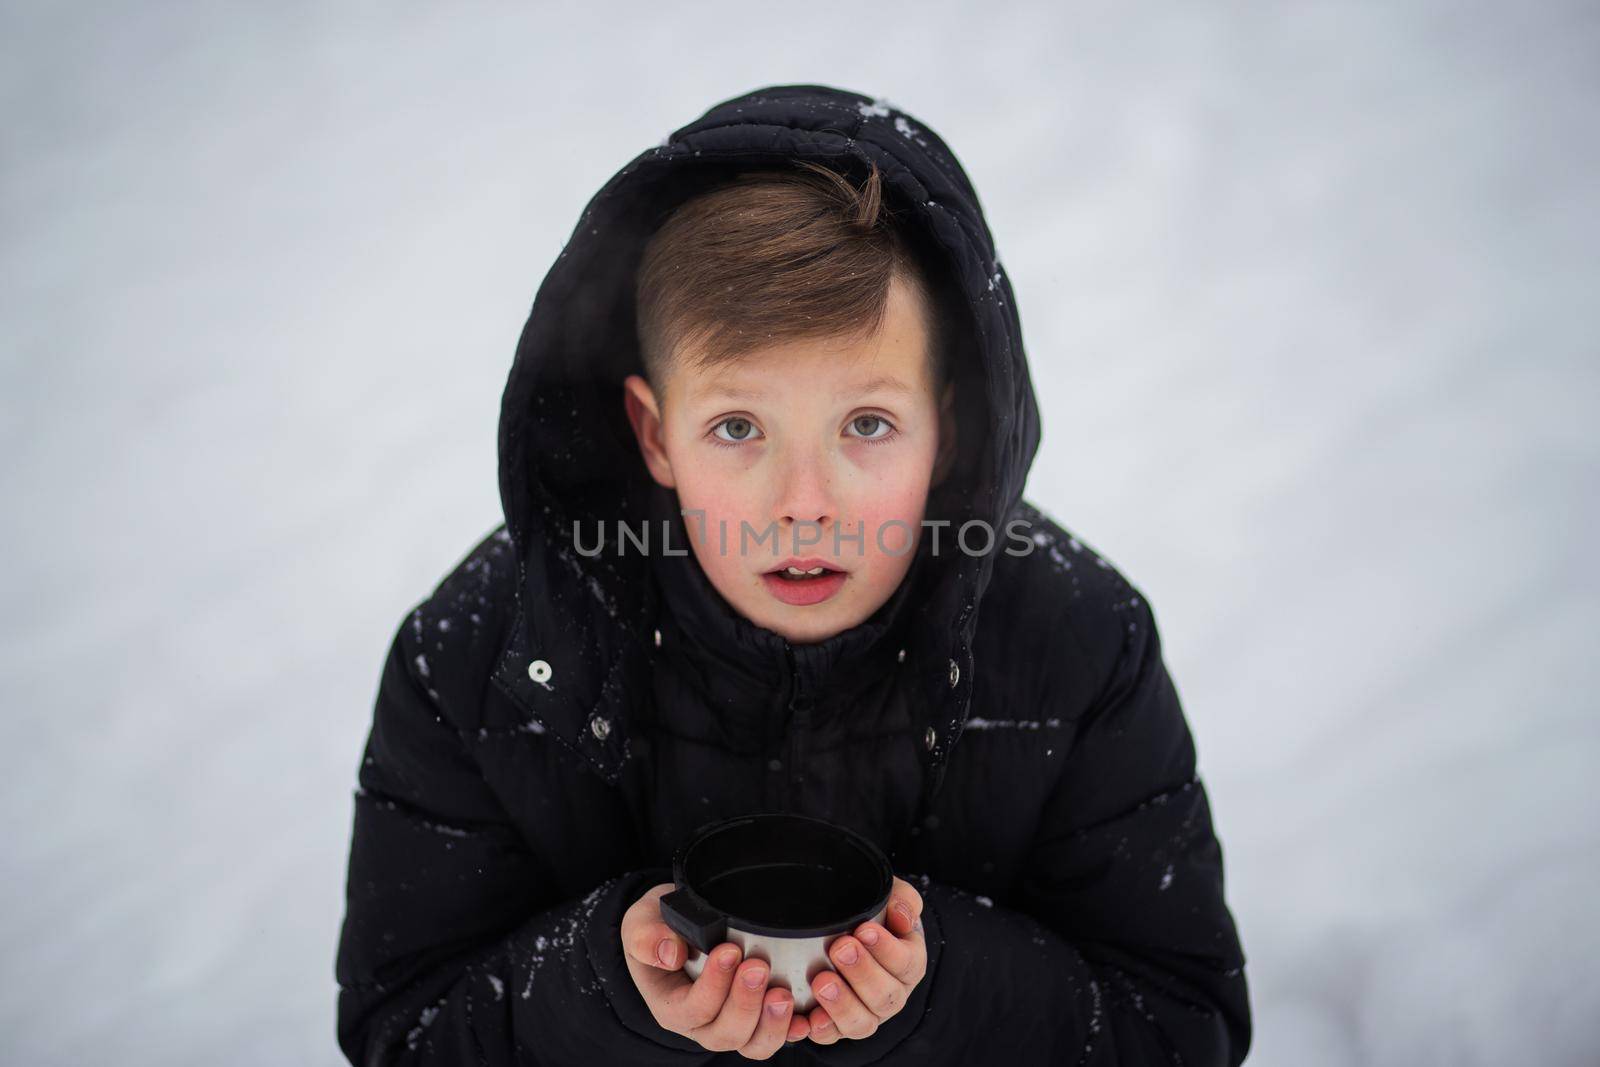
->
623, 273, 957, 645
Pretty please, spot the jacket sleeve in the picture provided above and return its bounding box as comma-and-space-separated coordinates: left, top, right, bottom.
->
334, 610, 717, 1066
811, 587, 1252, 1066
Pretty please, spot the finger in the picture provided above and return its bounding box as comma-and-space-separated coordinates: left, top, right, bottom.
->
804, 1005, 840, 1045
887, 877, 924, 934
809, 967, 878, 1040
690, 956, 769, 1052
828, 934, 910, 1020
786, 1011, 810, 1043
852, 919, 925, 986
661, 942, 741, 1032
621, 883, 679, 966
625, 918, 689, 971
622, 916, 693, 1008
736, 986, 793, 1060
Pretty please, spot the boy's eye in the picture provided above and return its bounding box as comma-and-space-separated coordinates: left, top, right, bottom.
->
847, 414, 893, 441
712, 416, 762, 443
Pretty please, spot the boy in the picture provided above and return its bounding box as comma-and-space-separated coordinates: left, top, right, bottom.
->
336, 84, 1251, 1065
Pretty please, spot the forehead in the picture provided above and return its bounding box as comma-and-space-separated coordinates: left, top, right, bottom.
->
679, 278, 935, 402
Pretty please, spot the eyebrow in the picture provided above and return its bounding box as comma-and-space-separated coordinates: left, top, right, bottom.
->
697, 375, 914, 402
846, 375, 914, 398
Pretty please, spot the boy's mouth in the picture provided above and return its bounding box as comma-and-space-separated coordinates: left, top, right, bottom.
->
760, 557, 849, 606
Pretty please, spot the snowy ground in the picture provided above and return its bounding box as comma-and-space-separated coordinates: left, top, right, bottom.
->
3, 2, 1596, 1064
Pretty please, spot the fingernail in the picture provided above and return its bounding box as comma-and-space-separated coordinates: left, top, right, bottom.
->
742, 964, 767, 989
656, 939, 677, 967
835, 940, 859, 965
718, 947, 739, 971
858, 925, 879, 946
819, 980, 840, 1001
895, 902, 912, 923
815, 1017, 833, 1030
767, 995, 789, 1016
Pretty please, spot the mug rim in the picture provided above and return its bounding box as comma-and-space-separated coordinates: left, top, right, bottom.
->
670, 812, 894, 939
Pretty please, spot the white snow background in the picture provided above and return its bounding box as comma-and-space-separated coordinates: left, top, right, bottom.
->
3, 2, 1596, 1064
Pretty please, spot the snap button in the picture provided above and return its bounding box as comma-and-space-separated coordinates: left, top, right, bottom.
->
527, 659, 552, 684
590, 716, 611, 741
896, 648, 906, 663
948, 659, 960, 688
653, 628, 662, 648
923, 726, 937, 751
767, 757, 783, 772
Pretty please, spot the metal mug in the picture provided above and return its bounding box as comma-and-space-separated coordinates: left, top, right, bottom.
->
659, 812, 893, 1014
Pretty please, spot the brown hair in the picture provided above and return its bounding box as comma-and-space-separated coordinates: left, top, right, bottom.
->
634, 159, 955, 397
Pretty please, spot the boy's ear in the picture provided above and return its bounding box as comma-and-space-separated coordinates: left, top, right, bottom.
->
622, 374, 677, 488
931, 380, 958, 488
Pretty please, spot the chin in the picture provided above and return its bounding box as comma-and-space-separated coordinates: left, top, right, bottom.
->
769, 620, 842, 645
762, 600, 864, 644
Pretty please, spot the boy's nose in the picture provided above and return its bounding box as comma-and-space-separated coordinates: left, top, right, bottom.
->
771, 456, 836, 530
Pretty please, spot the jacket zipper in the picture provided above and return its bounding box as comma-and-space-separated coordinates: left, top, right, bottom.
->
781, 642, 812, 811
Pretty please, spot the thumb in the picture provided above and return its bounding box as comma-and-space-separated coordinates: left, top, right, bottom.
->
888, 877, 924, 935
627, 918, 689, 971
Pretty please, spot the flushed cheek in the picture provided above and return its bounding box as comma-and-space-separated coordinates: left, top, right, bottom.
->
674, 479, 753, 548
839, 486, 929, 562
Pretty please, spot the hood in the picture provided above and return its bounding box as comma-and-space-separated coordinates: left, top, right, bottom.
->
488, 83, 1042, 813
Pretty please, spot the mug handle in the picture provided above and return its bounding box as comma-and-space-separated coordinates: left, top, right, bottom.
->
659, 888, 727, 953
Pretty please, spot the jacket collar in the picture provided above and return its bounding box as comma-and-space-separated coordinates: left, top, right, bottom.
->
644, 484, 927, 709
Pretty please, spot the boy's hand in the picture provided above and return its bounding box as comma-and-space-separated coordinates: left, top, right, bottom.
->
620, 882, 809, 1058
805, 876, 927, 1044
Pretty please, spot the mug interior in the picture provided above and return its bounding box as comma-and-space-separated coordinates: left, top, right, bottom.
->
680, 814, 891, 934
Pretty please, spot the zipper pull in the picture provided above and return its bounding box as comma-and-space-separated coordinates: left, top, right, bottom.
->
784, 642, 815, 711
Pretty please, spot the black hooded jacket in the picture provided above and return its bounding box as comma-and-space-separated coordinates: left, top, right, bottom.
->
334, 84, 1251, 1065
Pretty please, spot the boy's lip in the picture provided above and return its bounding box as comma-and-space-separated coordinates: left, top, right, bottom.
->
763, 556, 849, 575
760, 561, 849, 607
